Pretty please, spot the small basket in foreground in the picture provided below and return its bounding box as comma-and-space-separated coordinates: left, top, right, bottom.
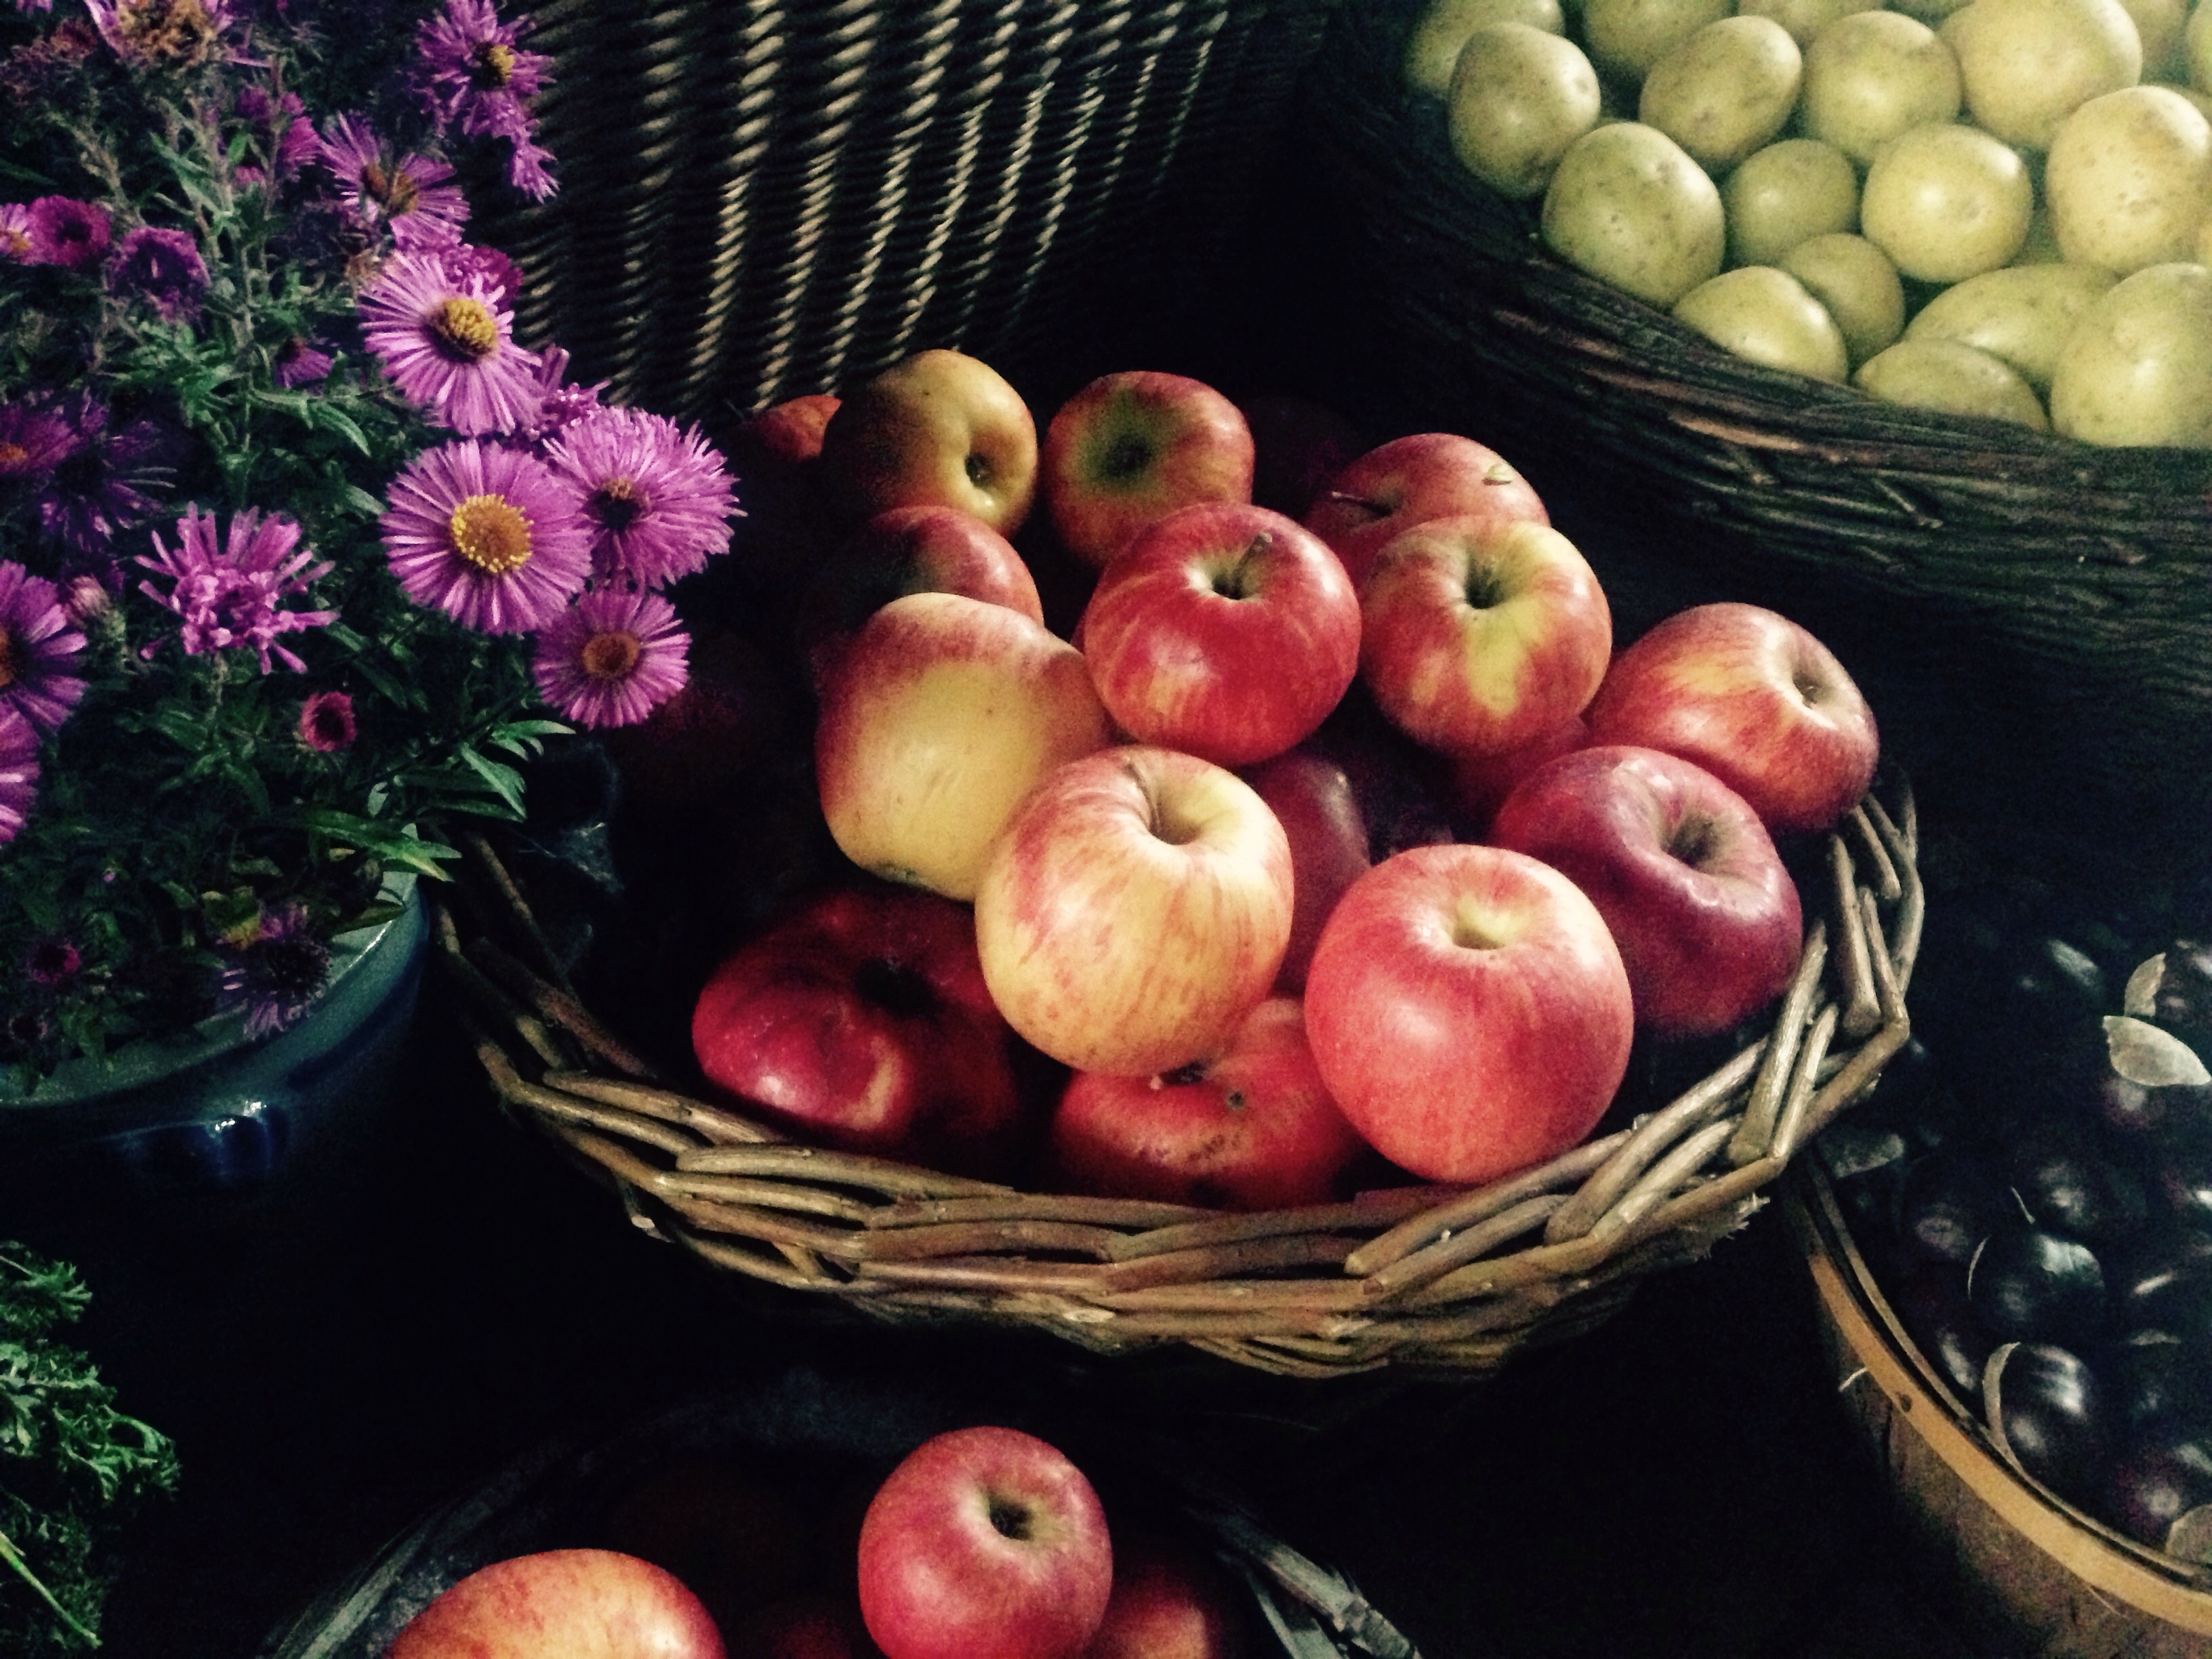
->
1290, 0, 2212, 830
438, 779, 1922, 1380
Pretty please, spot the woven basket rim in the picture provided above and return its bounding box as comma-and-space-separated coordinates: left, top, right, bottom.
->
442, 770, 1923, 1379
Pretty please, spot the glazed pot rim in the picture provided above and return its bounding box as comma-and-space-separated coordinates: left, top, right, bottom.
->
0, 873, 420, 1111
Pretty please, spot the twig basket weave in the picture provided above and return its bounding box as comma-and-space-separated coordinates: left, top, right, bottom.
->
1288, 0, 2212, 831
438, 779, 1923, 1380
474, 0, 1342, 424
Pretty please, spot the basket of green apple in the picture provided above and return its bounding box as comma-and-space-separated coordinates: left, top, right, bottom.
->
266, 1373, 1420, 1658
1286, 0, 2212, 839
441, 348, 1921, 1380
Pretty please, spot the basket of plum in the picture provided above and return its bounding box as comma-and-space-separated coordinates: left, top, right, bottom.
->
441, 348, 1921, 1378
1793, 874, 2212, 1656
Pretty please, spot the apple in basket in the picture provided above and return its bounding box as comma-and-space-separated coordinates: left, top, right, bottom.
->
743, 392, 843, 466
819, 349, 1040, 535
974, 745, 1293, 1078
1045, 997, 1369, 1211
1305, 843, 1635, 1185
796, 504, 1045, 693
1238, 392, 1365, 520
1444, 714, 1588, 838
1303, 432, 1550, 590
691, 884, 1027, 1176
1083, 1531, 1250, 1659
1358, 515, 1612, 758
1080, 502, 1361, 768
1042, 369, 1256, 569
386, 1549, 726, 1659
815, 590, 1113, 901
726, 1594, 886, 1659
857, 1427, 1113, 1659
1584, 601, 1879, 835
1242, 747, 1375, 993
1489, 745, 1805, 1040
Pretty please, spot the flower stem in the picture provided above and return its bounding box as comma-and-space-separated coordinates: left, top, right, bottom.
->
0, 1528, 100, 1648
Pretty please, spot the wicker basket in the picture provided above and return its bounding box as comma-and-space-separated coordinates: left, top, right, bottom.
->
472, 0, 1341, 425
436, 776, 1923, 1380
1789, 1162, 2212, 1658
1285, 0, 2212, 839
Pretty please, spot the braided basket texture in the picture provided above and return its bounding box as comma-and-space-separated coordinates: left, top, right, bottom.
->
1288, 0, 2212, 835
440, 781, 1921, 1380
474, 0, 1340, 424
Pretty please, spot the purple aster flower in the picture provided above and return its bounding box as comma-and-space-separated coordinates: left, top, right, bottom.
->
298, 689, 355, 751
319, 114, 468, 251
24, 937, 81, 987
84, 0, 236, 67
14, 1, 57, 15
0, 205, 30, 263
138, 506, 337, 673
107, 226, 209, 322
531, 587, 689, 729
502, 134, 556, 203
415, 1, 550, 144
0, 562, 87, 734
0, 706, 37, 848
220, 902, 329, 1038
380, 438, 591, 633
0, 401, 77, 489
544, 406, 739, 589
26, 197, 111, 272
445, 240, 523, 306
36, 395, 176, 556
359, 248, 543, 436
238, 85, 318, 179
58, 573, 112, 628
514, 344, 606, 445
270, 334, 334, 387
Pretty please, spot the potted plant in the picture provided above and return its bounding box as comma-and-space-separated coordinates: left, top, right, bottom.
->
0, 0, 737, 1214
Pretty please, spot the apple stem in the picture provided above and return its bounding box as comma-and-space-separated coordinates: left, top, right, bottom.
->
1213, 533, 1273, 600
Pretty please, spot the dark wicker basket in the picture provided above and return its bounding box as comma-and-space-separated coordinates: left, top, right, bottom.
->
474, 0, 1341, 424
1287, 0, 2212, 842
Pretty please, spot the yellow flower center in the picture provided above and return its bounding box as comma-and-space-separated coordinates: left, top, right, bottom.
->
363, 161, 421, 216
447, 494, 533, 575
121, 0, 218, 64
0, 229, 27, 260
580, 630, 641, 682
0, 443, 27, 471
0, 626, 16, 691
430, 297, 499, 363
472, 41, 516, 88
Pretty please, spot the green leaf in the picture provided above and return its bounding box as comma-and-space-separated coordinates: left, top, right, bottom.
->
457, 747, 527, 817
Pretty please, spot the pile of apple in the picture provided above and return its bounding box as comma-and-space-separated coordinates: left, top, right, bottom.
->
681, 348, 1882, 1206
385, 1424, 1250, 1659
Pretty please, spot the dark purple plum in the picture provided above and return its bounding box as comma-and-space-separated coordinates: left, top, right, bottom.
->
1985, 1342, 2111, 1507
1969, 1226, 2108, 1347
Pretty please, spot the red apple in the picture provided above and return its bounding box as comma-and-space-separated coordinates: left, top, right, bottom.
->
815, 590, 1113, 901
1042, 370, 1255, 569
1489, 745, 1805, 1039
820, 350, 1039, 535
1080, 503, 1360, 767
1081, 1532, 1248, 1659
605, 623, 795, 815
1241, 749, 1372, 993
1583, 602, 1879, 835
974, 746, 1293, 1077
691, 884, 1027, 1174
726, 1595, 884, 1659
1239, 392, 1364, 520
857, 1427, 1113, 1659
1359, 516, 1612, 757
1445, 715, 1587, 838
1304, 843, 1634, 1185
1046, 997, 1369, 1210
798, 505, 1045, 693
743, 392, 842, 466
601, 1459, 809, 1619
1303, 432, 1549, 590
386, 1549, 726, 1659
